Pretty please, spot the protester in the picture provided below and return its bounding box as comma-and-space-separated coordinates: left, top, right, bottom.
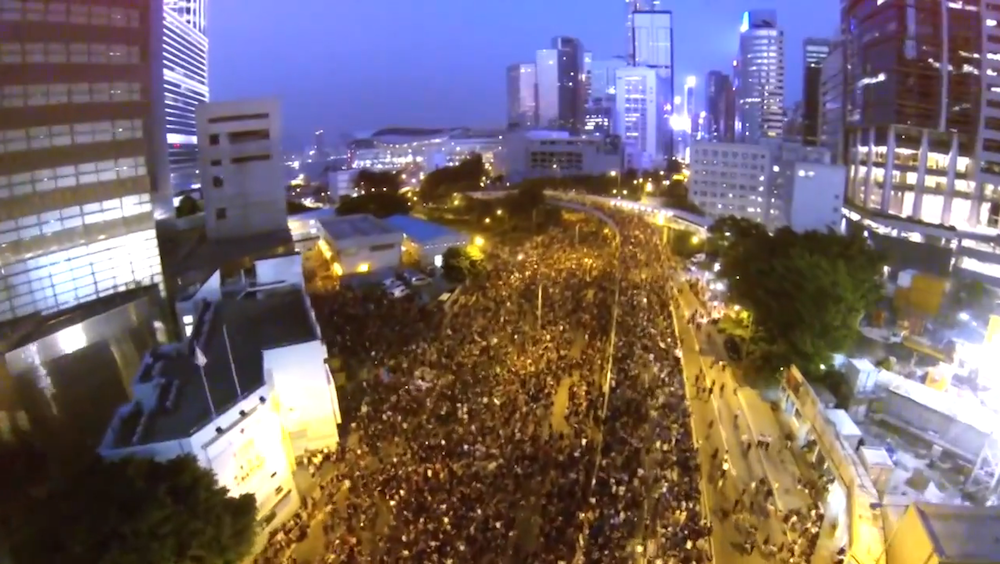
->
254, 208, 711, 563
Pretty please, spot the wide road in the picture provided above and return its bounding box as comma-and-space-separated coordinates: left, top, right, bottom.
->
670, 278, 788, 562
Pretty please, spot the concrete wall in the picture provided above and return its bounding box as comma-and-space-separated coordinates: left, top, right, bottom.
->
197, 98, 287, 239
264, 341, 340, 455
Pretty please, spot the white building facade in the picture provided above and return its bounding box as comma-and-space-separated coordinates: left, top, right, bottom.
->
614, 66, 670, 170
689, 142, 772, 224
494, 130, 620, 182
736, 10, 785, 142
197, 98, 287, 240
785, 162, 846, 233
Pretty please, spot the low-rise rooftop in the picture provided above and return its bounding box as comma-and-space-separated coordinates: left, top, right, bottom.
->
164, 229, 295, 291
103, 287, 317, 450
383, 215, 465, 245
319, 214, 399, 242
915, 502, 1000, 562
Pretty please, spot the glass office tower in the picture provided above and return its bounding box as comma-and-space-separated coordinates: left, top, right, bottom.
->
163, 0, 209, 193
0, 1, 166, 322
736, 10, 785, 141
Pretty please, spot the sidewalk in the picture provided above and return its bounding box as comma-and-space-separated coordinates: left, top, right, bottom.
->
737, 389, 811, 513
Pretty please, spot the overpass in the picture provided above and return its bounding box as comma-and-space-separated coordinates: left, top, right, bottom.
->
465, 191, 712, 232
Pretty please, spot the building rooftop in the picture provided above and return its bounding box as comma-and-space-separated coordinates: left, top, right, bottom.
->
383, 215, 465, 245
165, 229, 295, 294
103, 287, 317, 449
914, 503, 1000, 562
319, 214, 399, 242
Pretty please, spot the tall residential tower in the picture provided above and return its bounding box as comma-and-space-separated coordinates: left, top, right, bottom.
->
736, 10, 785, 142
0, 0, 166, 322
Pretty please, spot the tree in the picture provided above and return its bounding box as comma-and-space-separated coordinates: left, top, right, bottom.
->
175, 194, 202, 218
336, 192, 411, 218
716, 222, 884, 378
353, 169, 402, 193
442, 245, 484, 283
659, 179, 705, 216
666, 158, 684, 175
8, 455, 257, 564
420, 154, 486, 202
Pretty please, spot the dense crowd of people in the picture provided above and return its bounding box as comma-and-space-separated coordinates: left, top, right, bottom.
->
255, 204, 712, 563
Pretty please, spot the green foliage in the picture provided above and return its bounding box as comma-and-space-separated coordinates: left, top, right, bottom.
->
666, 158, 684, 175
286, 200, 317, 216
659, 179, 705, 216
336, 192, 411, 218
9, 455, 257, 564
715, 219, 884, 376
668, 230, 703, 259
175, 194, 202, 218
442, 245, 485, 283
353, 169, 402, 192
420, 153, 486, 202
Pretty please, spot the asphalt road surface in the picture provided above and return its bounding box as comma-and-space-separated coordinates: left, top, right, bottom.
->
670, 281, 788, 563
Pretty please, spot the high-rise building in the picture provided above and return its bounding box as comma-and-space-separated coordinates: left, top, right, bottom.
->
0, 0, 167, 322
506, 63, 537, 129
631, 9, 672, 70
163, 0, 209, 194
614, 66, 670, 169
802, 38, 831, 147
535, 37, 586, 133
585, 57, 627, 138
736, 10, 785, 142
842, 0, 996, 233
625, 0, 660, 64
819, 40, 844, 162
629, 9, 673, 161
705, 70, 734, 141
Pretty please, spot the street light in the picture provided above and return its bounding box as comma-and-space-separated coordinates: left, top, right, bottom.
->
473, 235, 485, 246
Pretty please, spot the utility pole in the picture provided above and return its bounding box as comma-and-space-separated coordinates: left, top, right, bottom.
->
575, 223, 581, 245
537, 283, 543, 328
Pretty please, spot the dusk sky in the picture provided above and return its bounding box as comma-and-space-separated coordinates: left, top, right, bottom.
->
208, 0, 838, 148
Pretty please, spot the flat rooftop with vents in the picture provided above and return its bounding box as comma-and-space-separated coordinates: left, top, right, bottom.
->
317, 214, 403, 273
100, 286, 317, 450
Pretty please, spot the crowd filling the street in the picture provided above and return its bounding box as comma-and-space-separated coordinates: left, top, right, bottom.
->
251, 203, 715, 563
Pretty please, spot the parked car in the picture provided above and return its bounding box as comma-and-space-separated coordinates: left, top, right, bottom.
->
402, 270, 432, 286
382, 277, 403, 290
386, 285, 411, 299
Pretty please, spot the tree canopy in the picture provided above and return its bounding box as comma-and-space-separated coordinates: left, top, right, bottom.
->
336, 191, 411, 218
175, 194, 202, 218
442, 245, 485, 283
712, 216, 884, 377
8, 455, 257, 564
658, 179, 704, 216
353, 169, 402, 193
420, 153, 486, 202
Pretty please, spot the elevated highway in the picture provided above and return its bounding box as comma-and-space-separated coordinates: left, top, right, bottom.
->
465, 190, 711, 233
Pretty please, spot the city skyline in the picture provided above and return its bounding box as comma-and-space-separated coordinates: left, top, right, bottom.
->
207, 0, 838, 147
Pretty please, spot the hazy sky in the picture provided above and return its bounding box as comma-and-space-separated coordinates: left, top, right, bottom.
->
208, 0, 838, 148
